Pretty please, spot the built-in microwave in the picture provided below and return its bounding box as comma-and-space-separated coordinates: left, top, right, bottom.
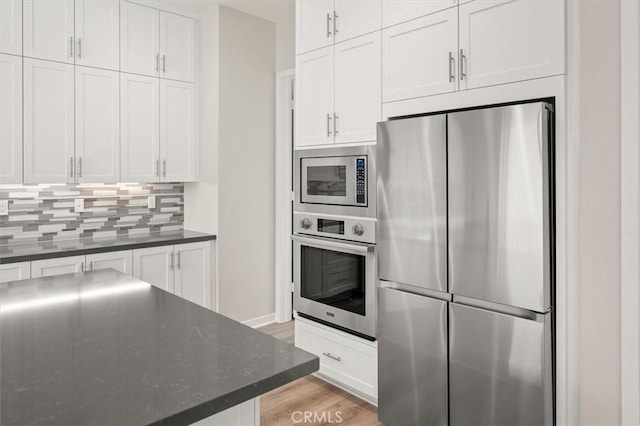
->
295, 146, 376, 218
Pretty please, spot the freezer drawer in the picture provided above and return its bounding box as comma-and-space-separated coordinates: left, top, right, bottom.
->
377, 115, 447, 292
378, 287, 448, 426
449, 303, 553, 426
448, 102, 553, 312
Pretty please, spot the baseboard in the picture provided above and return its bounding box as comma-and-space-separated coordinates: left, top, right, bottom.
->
242, 313, 276, 329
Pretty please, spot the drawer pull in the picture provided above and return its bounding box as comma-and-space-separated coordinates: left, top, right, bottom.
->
322, 352, 342, 362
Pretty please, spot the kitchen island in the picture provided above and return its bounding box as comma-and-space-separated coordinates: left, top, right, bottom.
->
0, 269, 318, 425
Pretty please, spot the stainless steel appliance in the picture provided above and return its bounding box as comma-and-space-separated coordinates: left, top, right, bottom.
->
293, 213, 376, 339
377, 102, 555, 426
295, 146, 376, 218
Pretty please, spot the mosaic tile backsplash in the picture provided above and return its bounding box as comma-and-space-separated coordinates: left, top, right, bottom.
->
0, 183, 184, 245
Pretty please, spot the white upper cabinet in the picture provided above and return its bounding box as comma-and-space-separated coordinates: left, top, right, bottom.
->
334, 32, 381, 144
174, 242, 211, 308
382, 0, 457, 28
75, 66, 120, 183
120, 1, 159, 77
333, 0, 381, 43
296, 0, 334, 55
0, 0, 22, 55
295, 46, 334, 147
75, 0, 120, 70
120, 72, 160, 182
161, 79, 195, 181
458, 0, 565, 90
23, 0, 75, 63
382, 8, 458, 102
23, 58, 75, 184
159, 12, 195, 82
0, 54, 22, 184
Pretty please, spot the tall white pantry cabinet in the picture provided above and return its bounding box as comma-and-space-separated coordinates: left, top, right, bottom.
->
0, 0, 198, 185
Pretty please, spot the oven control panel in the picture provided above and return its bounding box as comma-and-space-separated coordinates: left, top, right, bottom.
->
293, 212, 376, 244
356, 158, 366, 205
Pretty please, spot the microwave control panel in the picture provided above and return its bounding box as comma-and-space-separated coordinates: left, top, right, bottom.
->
356, 158, 366, 204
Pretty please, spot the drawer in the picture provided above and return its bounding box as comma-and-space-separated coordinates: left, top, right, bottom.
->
295, 317, 377, 400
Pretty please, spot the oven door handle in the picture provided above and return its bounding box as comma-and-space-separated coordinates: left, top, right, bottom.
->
291, 235, 375, 254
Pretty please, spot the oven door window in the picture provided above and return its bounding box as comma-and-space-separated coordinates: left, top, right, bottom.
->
300, 246, 365, 316
306, 166, 347, 197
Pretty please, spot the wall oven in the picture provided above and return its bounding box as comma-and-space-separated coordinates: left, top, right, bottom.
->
295, 146, 376, 218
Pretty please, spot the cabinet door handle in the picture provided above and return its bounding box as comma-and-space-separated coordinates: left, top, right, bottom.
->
333, 11, 339, 34
155, 53, 159, 72
333, 113, 339, 136
70, 157, 74, 178
326, 13, 332, 37
162, 160, 167, 178
69, 36, 74, 58
78, 157, 82, 178
81, 262, 85, 272
170, 252, 175, 270
459, 49, 467, 81
156, 159, 161, 179
327, 113, 332, 137
448, 51, 455, 83
77, 38, 82, 59
176, 251, 181, 269
90, 261, 94, 271
322, 352, 342, 362
162, 54, 166, 73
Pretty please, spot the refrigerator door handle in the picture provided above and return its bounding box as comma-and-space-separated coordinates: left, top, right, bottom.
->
452, 295, 550, 322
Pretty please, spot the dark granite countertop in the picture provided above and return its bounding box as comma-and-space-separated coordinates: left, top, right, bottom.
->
0, 230, 216, 265
0, 269, 318, 425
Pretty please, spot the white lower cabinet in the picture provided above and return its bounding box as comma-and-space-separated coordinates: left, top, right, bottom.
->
295, 315, 378, 404
31, 255, 85, 278
133, 241, 212, 308
0, 263, 31, 283
86, 251, 133, 275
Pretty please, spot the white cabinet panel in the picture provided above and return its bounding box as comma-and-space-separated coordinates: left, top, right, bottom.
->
160, 79, 195, 182
382, 8, 458, 102
76, 66, 120, 183
0, 262, 31, 283
333, 0, 381, 43
23, 58, 75, 184
120, 1, 159, 77
23, 0, 74, 63
0, 54, 22, 184
133, 246, 174, 292
334, 33, 381, 144
459, 0, 565, 90
31, 256, 85, 278
0, 0, 22, 55
295, 46, 334, 147
87, 251, 133, 275
159, 12, 194, 82
382, 0, 456, 28
296, 0, 334, 55
174, 242, 211, 308
75, 0, 119, 70
120, 72, 160, 182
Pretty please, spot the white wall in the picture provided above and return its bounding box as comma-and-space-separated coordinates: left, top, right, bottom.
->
579, 0, 621, 424
217, 6, 276, 323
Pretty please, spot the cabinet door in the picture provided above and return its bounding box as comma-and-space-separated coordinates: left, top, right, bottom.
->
0, 262, 31, 283
295, 46, 334, 147
120, 1, 159, 77
333, 0, 381, 43
174, 242, 211, 308
159, 12, 195, 82
120, 72, 160, 182
296, 0, 334, 55
0, 0, 22, 55
160, 79, 195, 181
334, 33, 381, 144
0, 54, 22, 184
23, 0, 74, 63
382, 8, 457, 102
459, 0, 565, 90
133, 246, 174, 292
382, 0, 456, 28
31, 256, 85, 278
75, 0, 119, 70
23, 58, 75, 184
76, 66, 120, 183
87, 251, 133, 275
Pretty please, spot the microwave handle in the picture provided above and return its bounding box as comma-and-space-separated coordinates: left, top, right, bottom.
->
291, 235, 375, 254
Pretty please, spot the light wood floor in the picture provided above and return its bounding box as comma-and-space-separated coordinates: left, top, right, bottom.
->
258, 321, 379, 426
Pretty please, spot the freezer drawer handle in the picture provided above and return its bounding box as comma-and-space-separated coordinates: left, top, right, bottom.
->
322, 352, 342, 362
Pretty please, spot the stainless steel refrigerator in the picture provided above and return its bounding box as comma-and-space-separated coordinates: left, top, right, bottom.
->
377, 102, 554, 426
